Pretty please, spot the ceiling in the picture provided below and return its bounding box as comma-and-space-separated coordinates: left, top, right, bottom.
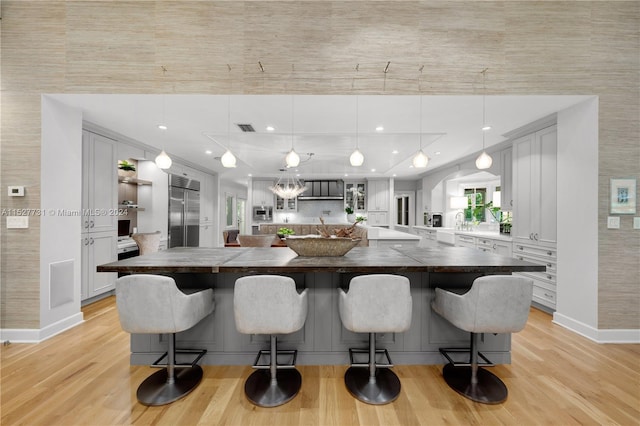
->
50, 94, 591, 184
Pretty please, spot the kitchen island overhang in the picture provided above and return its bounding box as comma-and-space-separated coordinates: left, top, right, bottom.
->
98, 246, 545, 366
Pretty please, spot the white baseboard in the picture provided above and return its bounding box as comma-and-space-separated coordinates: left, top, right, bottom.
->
553, 312, 640, 343
0, 313, 84, 343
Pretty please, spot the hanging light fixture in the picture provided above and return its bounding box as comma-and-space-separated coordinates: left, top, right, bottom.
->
476, 68, 493, 170
269, 169, 307, 199
350, 96, 364, 166
285, 96, 300, 168
412, 95, 429, 168
221, 95, 237, 168
155, 93, 172, 169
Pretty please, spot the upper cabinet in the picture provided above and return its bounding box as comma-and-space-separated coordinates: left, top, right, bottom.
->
512, 125, 557, 247
252, 180, 274, 207
500, 147, 513, 209
82, 130, 117, 233
367, 179, 389, 212
345, 181, 366, 212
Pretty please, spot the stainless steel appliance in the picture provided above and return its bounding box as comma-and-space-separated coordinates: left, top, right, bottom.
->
169, 174, 200, 248
252, 206, 273, 222
432, 214, 443, 227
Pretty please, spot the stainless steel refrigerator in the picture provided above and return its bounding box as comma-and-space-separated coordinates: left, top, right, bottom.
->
168, 174, 200, 248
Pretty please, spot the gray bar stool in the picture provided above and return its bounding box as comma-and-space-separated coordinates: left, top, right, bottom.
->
431, 275, 533, 404
131, 231, 161, 255
338, 274, 412, 405
115, 274, 214, 406
233, 275, 308, 407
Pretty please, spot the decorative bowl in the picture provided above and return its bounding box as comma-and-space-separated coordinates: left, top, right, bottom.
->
285, 235, 360, 257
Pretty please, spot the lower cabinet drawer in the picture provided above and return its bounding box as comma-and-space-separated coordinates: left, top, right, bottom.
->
532, 284, 556, 308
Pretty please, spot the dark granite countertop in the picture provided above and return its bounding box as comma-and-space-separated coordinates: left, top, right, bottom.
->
97, 246, 546, 274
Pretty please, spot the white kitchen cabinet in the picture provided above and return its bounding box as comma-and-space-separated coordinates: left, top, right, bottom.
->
500, 147, 513, 209
414, 227, 438, 241
200, 173, 216, 223
455, 234, 476, 248
82, 130, 118, 233
367, 179, 389, 211
512, 125, 557, 247
476, 236, 513, 256
199, 223, 214, 247
252, 180, 274, 207
81, 232, 117, 301
345, 181, 366, 212
367, 212, 388, 227
513, 242, 557, 311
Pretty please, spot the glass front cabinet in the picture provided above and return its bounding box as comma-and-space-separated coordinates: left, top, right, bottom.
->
345, 182, 366, 212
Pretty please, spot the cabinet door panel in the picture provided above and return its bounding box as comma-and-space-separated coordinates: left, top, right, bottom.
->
537, 127, 557, 246
88, 233, 117, 297
512, 134, 534, 243
89, 133, 117, 233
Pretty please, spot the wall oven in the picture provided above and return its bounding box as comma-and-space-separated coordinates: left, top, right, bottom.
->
253, 206, 273, 222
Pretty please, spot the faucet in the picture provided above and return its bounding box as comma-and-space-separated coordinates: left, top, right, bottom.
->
455, 212, 465, 230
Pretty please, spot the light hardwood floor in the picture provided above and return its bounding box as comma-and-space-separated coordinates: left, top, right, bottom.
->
1, 296, 638, 425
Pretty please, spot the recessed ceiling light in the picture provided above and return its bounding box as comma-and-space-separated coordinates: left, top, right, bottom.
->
248, 173, 252, 177
393, 174, 397, 177
376, 126, 384, 132
482, 125, 492, 131
205, 150, 212, 155
296, 174, 300, 177
409, 165, 414, 168
344, 174, 349, 177
158, 124, 168, 130
435, 151, 441, 155
266, 126, 275, 131
392, 150, 399, 154
371, 168, 376, 172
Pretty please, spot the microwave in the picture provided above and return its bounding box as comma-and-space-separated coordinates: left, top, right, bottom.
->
253, 206, 273, 222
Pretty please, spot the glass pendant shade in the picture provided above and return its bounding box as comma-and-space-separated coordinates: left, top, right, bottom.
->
155, 150, 172, 169
270, 172, 307, 199
350, 148, 364, 166
221, 150, 237, 168
475, 150, 493, 169
285, 149, 300, 168
412, 150, 429, 168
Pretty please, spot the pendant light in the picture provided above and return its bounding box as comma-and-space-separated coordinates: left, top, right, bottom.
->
285, 96, 300, 168
412, 95, 429, 168
475, 68, 493, 170
221, 95, 237, 168
350, 96, 364, 167
155, 94, 172, 169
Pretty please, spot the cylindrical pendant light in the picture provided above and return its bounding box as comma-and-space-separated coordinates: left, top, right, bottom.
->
412, 96, 429, 168
155, 150, 172, 169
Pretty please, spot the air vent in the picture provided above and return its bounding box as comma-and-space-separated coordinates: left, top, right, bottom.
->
237, 123, 255, 132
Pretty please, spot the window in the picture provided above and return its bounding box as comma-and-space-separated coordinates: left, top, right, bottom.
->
463, 188, 486, 222
225, 194, 235, 227
396, 195, 410, 226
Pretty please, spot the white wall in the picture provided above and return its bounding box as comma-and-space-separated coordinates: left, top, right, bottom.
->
39, 96, 84, 334
555, 97, 599, 332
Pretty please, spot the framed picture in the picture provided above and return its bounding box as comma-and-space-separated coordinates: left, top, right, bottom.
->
610, 178, 636, 214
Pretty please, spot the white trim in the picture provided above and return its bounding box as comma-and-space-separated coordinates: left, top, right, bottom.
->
553, 312, 640, 344
0, 313, 84, 343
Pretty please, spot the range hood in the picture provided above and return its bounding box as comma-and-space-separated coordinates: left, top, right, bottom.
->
298, 179, 344, 200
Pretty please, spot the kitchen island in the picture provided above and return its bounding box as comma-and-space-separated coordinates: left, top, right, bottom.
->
98, 246, 544, 366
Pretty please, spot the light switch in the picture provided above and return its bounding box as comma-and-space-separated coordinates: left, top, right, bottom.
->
633, 217, 640, 229
6, 216, 29, 229
607, 216, 620, 229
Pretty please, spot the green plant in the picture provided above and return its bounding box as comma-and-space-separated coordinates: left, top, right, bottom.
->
277, 227, 295, 236
485, 201, 501, 222
345, 206, 354, 215
118, 160, 136, 171
355, 215, 366, 223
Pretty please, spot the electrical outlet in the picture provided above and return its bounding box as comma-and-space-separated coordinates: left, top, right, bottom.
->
607, 216, 620, 229
633, 217, 640, 229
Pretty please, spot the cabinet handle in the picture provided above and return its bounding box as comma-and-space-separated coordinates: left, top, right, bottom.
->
493, 244, 497, 250
534, 233, 539, 241
547, 275, 553, 280
84, 238, 89, 246
518, 246, 524, 251
89, 237, 94, 245
517, 256, 524, 260
84, 220, 88, 229
547, 263, 553, 267
529, 233, 534, 240
544, 292, 554, 298
90, 220, 94, 228
547, 251, 553, 256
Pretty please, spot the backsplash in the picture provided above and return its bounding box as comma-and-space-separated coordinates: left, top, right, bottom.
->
273, 200, 347, 224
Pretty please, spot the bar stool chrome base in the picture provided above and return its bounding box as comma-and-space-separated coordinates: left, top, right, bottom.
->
442, 363, 507, 404
244, 369, 302, 407
137, 365, 203, 406
344, 366, 401, 405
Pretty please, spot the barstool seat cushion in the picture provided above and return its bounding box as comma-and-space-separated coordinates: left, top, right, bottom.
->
339, 274, 412, 333
132, 231, 162, 255
116, 274, 214, 334
234, 275, 308, 335
431, 275, 533, 334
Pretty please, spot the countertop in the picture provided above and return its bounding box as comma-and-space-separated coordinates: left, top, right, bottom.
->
413, 226, 512, 242
98, 246, 545, 274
